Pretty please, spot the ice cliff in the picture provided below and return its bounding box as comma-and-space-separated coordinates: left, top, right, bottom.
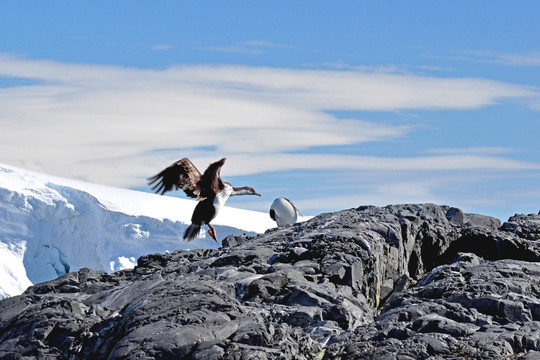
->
0, 163, 275, 299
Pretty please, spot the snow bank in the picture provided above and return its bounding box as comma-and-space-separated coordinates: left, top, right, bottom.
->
0, 163, 276, 299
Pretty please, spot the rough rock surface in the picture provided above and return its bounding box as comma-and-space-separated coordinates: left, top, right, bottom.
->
1, 203, 540, 359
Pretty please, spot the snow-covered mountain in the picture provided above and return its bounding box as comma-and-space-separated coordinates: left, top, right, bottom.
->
0, 163, 276, 299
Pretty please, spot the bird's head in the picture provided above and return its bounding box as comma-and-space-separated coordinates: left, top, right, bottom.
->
232, 186, 261, 196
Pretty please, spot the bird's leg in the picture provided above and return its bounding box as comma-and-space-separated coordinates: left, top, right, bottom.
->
207, 224, 218, 242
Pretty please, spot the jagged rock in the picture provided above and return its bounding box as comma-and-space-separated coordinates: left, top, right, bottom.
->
502, 213, 540, 240
1, 203, 540, 359
326, 258, 540, 359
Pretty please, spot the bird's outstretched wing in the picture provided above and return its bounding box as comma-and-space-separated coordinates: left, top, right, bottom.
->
148, 158, 202, 198
198, 158, 226, 198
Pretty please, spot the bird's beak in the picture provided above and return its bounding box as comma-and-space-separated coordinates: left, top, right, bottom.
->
255, 192, 261, 197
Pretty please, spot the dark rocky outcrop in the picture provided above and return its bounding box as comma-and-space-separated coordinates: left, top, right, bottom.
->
1, 204, 540, 359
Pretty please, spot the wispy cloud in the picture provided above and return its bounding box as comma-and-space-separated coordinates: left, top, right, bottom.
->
321, 62, 403, 73
240, 40, 294, 49
151, 44, 172, 51
424, 146, 513, 155
434, 49, 540, 68
197, 40, 293, 55
196, 45, 263, 55
490, 52, 540, 67
222, 153, 540, 177
0, 53, 538, 190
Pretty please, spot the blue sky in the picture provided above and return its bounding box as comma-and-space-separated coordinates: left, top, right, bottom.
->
1, 1, 539, 221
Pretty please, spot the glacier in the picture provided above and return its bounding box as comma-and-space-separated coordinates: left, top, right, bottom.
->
0, 163, 276, 299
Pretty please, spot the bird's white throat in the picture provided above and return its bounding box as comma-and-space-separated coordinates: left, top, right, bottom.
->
213, 184, 233, 212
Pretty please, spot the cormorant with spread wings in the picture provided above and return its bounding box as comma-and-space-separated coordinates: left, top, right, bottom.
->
148, 158, 260, 242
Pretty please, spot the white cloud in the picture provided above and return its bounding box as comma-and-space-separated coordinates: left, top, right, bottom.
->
222, 153, 540, 177
292, 181, 441, 214
196, 46, 264, 54
164, 65, 536, 111
0, 54, 538, 188
240, 40, 293, 49
493, 52, 540, 67
438, 50, 540, 68
424, 147, 513, 155
197, 40, 293, 55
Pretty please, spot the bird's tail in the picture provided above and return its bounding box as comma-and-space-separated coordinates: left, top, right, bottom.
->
183, 224, 201, 242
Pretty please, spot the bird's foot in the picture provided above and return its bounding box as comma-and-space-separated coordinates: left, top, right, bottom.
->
208, 224, 218, 243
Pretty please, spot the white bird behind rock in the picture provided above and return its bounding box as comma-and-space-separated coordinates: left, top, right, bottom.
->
270, 197, 301, 227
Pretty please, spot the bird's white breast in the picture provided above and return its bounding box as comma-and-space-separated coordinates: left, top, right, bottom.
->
213, 183, 233, 213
